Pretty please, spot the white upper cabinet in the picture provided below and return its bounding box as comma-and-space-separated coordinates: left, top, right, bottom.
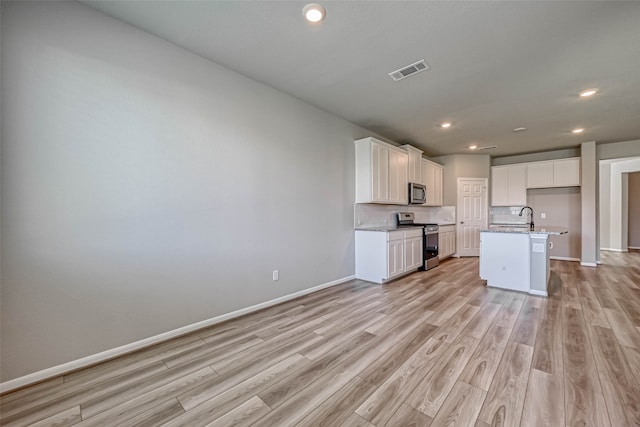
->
526, 157, 581, 188
491, 164, 527, 206
401, 145, 423, 183
552, 158, 581, 187
527, 161, 554, 188
421, 159, 443, 206
355, 137, 408, 205
388, 148, 409, 204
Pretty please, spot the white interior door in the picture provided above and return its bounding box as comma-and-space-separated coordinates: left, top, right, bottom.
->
457, 178, 488, 257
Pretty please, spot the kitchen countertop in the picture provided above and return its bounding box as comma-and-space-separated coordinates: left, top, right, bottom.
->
355, 225, 424, 232
481, 226, 568, 235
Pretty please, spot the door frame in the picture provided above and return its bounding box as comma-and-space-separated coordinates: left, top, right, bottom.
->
456, 177, 489, 257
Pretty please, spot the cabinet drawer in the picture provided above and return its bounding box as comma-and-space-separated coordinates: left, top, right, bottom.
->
404, 228, 423, 239
439, 225, 455, 233
387, 230, 405, 241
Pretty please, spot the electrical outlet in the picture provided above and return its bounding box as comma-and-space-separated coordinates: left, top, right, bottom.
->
541, 212, 546, 219
272, 270, 279, 281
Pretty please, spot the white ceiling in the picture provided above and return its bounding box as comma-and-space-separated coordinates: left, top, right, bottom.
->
83, 1, 640, 157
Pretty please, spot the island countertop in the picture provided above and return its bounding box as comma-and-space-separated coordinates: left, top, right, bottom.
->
481, 225, 568, 235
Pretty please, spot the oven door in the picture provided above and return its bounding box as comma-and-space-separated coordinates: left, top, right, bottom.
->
424, 231, 440, 270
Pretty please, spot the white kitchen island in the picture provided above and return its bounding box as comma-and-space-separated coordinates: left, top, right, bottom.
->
479, 226, 568, 296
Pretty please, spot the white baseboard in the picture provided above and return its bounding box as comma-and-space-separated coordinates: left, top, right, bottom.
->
600, 248, 628, 252
629, 246, 640, 250
529, 289, 548, 297
550, 256, 580, 262
580, 262, 598, 267
0, 274, 355, 394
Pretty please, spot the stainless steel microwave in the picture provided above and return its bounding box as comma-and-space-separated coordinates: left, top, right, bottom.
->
408, 182, 426, 204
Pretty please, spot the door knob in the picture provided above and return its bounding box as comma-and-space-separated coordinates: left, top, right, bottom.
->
460, 221, 464, 224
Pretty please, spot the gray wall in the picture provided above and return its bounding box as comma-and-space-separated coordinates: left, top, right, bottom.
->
432, 154, 490, 206
598, 139, 640, 160
629, 172, 640, 248
1, 2, 372, 381
527, 188, 582, 260
491, 148, 581, 166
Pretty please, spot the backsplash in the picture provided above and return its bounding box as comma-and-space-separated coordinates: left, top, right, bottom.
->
355, 204, 456, 227
490, 206, 528, 225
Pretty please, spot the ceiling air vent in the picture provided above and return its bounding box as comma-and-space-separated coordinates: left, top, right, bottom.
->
477, 145, 498, 151
389, 60, 430, 82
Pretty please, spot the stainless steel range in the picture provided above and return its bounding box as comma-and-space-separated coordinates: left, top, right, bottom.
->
397, 212, 440, 270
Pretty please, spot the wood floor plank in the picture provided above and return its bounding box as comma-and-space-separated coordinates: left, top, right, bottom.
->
520, 369, 564, 427
339, 412, 376, 427
169, 333, 321, 410
459, 323, 513, 391
355, 337, 450, 426
428, 381, 485, 427
588, 325, 640, 426
258, 332, 376, 409
384, 403, 434, 427
296, 324, 439, 427
178, 353, 307, 414
431, 304, 481, 343
75, 367, 216, 426
576, 280, 611, 328
510, 297, 541, 346
203, 396, 270, 427
0, 361, 169, 425
460, 302, 501, 340
603, 307, 640, 349
28, 405, 81, 427
477, 341, 533, 427
405, 335, 480, 417
426, 295, 468, 326
532, 298, 563, 376
302, 313, 386, 360
210, 330, 323, 374
117, 398, 184, 427
163, 335, 263, 369
563, 306, 609, 427
253, 345, 383, 426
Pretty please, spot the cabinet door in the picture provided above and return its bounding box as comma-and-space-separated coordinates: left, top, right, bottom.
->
449, 232, 456, 256
507, 165, 527, 206
423, 161, 436, 205
404, 148, 422, 183
388, 149, 408, 204
404, 237, 423, 270
491, 167, 509, 206
371, 143, 389, 202
434, 165, 443, 205
553, 158, 580, 187
527, 161, 553, 188
387, 239, 404, 278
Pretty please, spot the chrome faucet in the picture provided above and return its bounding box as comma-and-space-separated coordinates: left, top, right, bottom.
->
519, 206, 534, 230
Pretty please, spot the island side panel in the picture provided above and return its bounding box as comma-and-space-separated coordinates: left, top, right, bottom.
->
480, 231, 530, 292
529, 233, 550, 297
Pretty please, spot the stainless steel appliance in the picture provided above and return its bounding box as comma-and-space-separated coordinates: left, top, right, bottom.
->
408, 182, 426, 205
396, 212, 440, 270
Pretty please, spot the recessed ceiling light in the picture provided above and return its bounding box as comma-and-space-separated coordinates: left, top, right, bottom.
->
572, 128, 584, 134
469, 145, 478, 150
441, 122, 452, 128
579, 89, 598, 97
302, 3, 326, 23
513, 127, 527, 132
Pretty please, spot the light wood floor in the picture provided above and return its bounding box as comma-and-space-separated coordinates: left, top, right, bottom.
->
2, 251, 640, 427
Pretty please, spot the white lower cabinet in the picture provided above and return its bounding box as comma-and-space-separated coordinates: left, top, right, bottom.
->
404, 236, 424, 271
355, 228, 423, 284
439, 225, 456, 259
